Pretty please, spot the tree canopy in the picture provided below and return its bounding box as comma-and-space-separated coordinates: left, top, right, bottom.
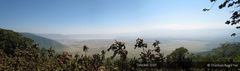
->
0, 28, 36, 55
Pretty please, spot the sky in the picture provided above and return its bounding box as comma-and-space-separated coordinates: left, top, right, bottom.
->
0, 0, 237, 35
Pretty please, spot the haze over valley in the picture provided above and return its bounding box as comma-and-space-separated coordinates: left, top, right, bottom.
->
33, 29, 239, 57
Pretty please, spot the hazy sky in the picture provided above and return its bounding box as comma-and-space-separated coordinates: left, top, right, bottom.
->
0, 0, 236, 35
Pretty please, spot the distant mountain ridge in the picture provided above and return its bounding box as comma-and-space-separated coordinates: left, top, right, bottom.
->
21, 33, 66, 48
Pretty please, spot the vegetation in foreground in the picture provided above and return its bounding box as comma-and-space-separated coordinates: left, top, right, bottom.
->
0, 28, 240, 71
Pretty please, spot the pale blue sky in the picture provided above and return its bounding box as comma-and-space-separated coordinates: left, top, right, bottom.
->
0, 0, 235, 34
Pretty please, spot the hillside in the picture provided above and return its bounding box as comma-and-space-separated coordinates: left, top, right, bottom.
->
0, 28, 36, 55
197, 42, 240, 62
21, 33, 66, 48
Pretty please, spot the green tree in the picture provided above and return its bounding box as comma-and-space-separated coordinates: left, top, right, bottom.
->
107, 40, 127, 59
166, 47, 192, 70
107, 40, 128, 71
152, 40, 164, 68
134, 38, 147, 51
83, 45, 89, 55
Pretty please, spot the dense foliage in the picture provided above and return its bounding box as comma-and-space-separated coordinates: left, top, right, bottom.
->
0, 28, 240, 71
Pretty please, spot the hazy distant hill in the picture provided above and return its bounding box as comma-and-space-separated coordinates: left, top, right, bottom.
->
197, 36, 240, 55
21, 33, 66, 48
198, 42, 240, 61
38, 34, 116, 40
